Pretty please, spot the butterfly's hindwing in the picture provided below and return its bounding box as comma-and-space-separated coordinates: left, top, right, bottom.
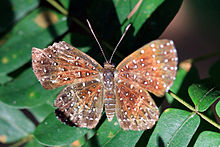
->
115, 78, 159, 130
32, 41, 103, 89
54, 79, 103, 129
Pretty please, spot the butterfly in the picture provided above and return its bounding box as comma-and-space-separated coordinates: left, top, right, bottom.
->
32, 23, 178, 131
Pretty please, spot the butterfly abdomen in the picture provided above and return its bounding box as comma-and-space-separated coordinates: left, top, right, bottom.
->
103, 63, 116, 121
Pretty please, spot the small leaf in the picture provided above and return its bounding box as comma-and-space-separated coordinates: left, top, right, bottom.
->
29, 104, 55, 122
0, 68, 61, 108
166, 60, 200, 103
24, 138, 44, 147
0, 102, 35, 143
84, 116, 143, 147
216, 101, 220, 117
0, 8, 68, 75
34, 113, 89, 146
148, 108, 200, 147
0, 74, 12, 84
194, 131, 220, 147
0, 0, 40, 33
188, 83, 220, 112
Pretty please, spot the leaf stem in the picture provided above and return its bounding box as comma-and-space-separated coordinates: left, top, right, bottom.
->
46, 0, 68, 16
197, 112, 220, 130
168, 90, 195, 112
168, 90, 220, 130
9, 135, 33, 147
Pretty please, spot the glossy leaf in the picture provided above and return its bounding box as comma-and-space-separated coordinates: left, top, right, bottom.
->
29, 104, 55, 122
0, 74, 12, 84
216, 101, 220, 117
24, 138, 44, 147
188, 83, 220, 112
0, 8, 68, 75
84, 116, 143, 147
148, 108, 200, 147
0, 68, 61, 108
194, 131, 220, 147
0, 102, 35, 143
0, 0, 40, 33
34, 113, 89, 146
166, 60, 200, 104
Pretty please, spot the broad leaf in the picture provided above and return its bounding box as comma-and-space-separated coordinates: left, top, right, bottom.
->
84, 116, 143, 147
216, 101, 220, 117
188, 83, 220, 112
0, 0, 40, 33
166, 59, 200, 104
0, 8, 68, 75
25, 138, 44, 147
0, 74, 12, 84
0, 102, 35, 143
34, 113, 89, 146
29, 104, 55, 122
0, 68, 61, 108
194, 131, 220, 147
148, 108, 200, 147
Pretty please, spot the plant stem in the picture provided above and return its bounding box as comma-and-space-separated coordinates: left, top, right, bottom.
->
197, 112, 220, 130
9, 135, 33, 147
46, 0, 68, 16
168, 90, 220, 130
168, 90, 195, 112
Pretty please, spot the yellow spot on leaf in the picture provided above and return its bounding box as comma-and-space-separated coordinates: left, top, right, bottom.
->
34, 11, 58, 28
12, 54, 17, 59
108, 131, 114, 138
179, 59, 192, 72
72, 140, 80, 147
2, 57, 8, 64
114, 122, 118, 126
29, 92, 35, 97
0, 135, 7, 143
164, 109, 169, 113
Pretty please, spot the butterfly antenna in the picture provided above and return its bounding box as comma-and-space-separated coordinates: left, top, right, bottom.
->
109, 24, 131, 63
86, 19, 108, 63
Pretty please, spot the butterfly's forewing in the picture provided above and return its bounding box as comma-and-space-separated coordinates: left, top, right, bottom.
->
54, 79, 103, 128
115, 39, 177, 130
32, 41, 102, 89
116, 39, 177, 97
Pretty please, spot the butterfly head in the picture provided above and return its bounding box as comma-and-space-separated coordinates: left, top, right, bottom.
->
104, 62, 115, 69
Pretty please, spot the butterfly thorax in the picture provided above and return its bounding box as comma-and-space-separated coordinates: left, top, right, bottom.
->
103, 63, 117, 121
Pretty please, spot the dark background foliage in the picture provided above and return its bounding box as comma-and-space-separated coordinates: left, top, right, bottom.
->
0, 0, 219, 146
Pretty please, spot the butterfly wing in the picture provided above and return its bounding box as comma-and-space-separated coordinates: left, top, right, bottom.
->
116, 39, 177, 97
32, 41, 103, 89
54, 79, 103, 128
115, 39, 177, 130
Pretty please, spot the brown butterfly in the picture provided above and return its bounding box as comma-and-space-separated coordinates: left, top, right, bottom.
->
32, 21, 178, 131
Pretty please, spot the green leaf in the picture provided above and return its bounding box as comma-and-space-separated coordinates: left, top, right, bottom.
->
188, 83, 220, 112
0, 102, 35, 143
34, 113, 89, 146
0, 8, 68, 75
216, 101, 220, 117
24, 138, 44, 147
84, 116, 143, 147
0, 74, 12, 84
0, 0, 40, 33
29, 104, 55, 122
59, 0, 69, 9
0, 68, 61, 108
148, 108, 200, 147
194, 131, 220, 147
166, 60, 200, 104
